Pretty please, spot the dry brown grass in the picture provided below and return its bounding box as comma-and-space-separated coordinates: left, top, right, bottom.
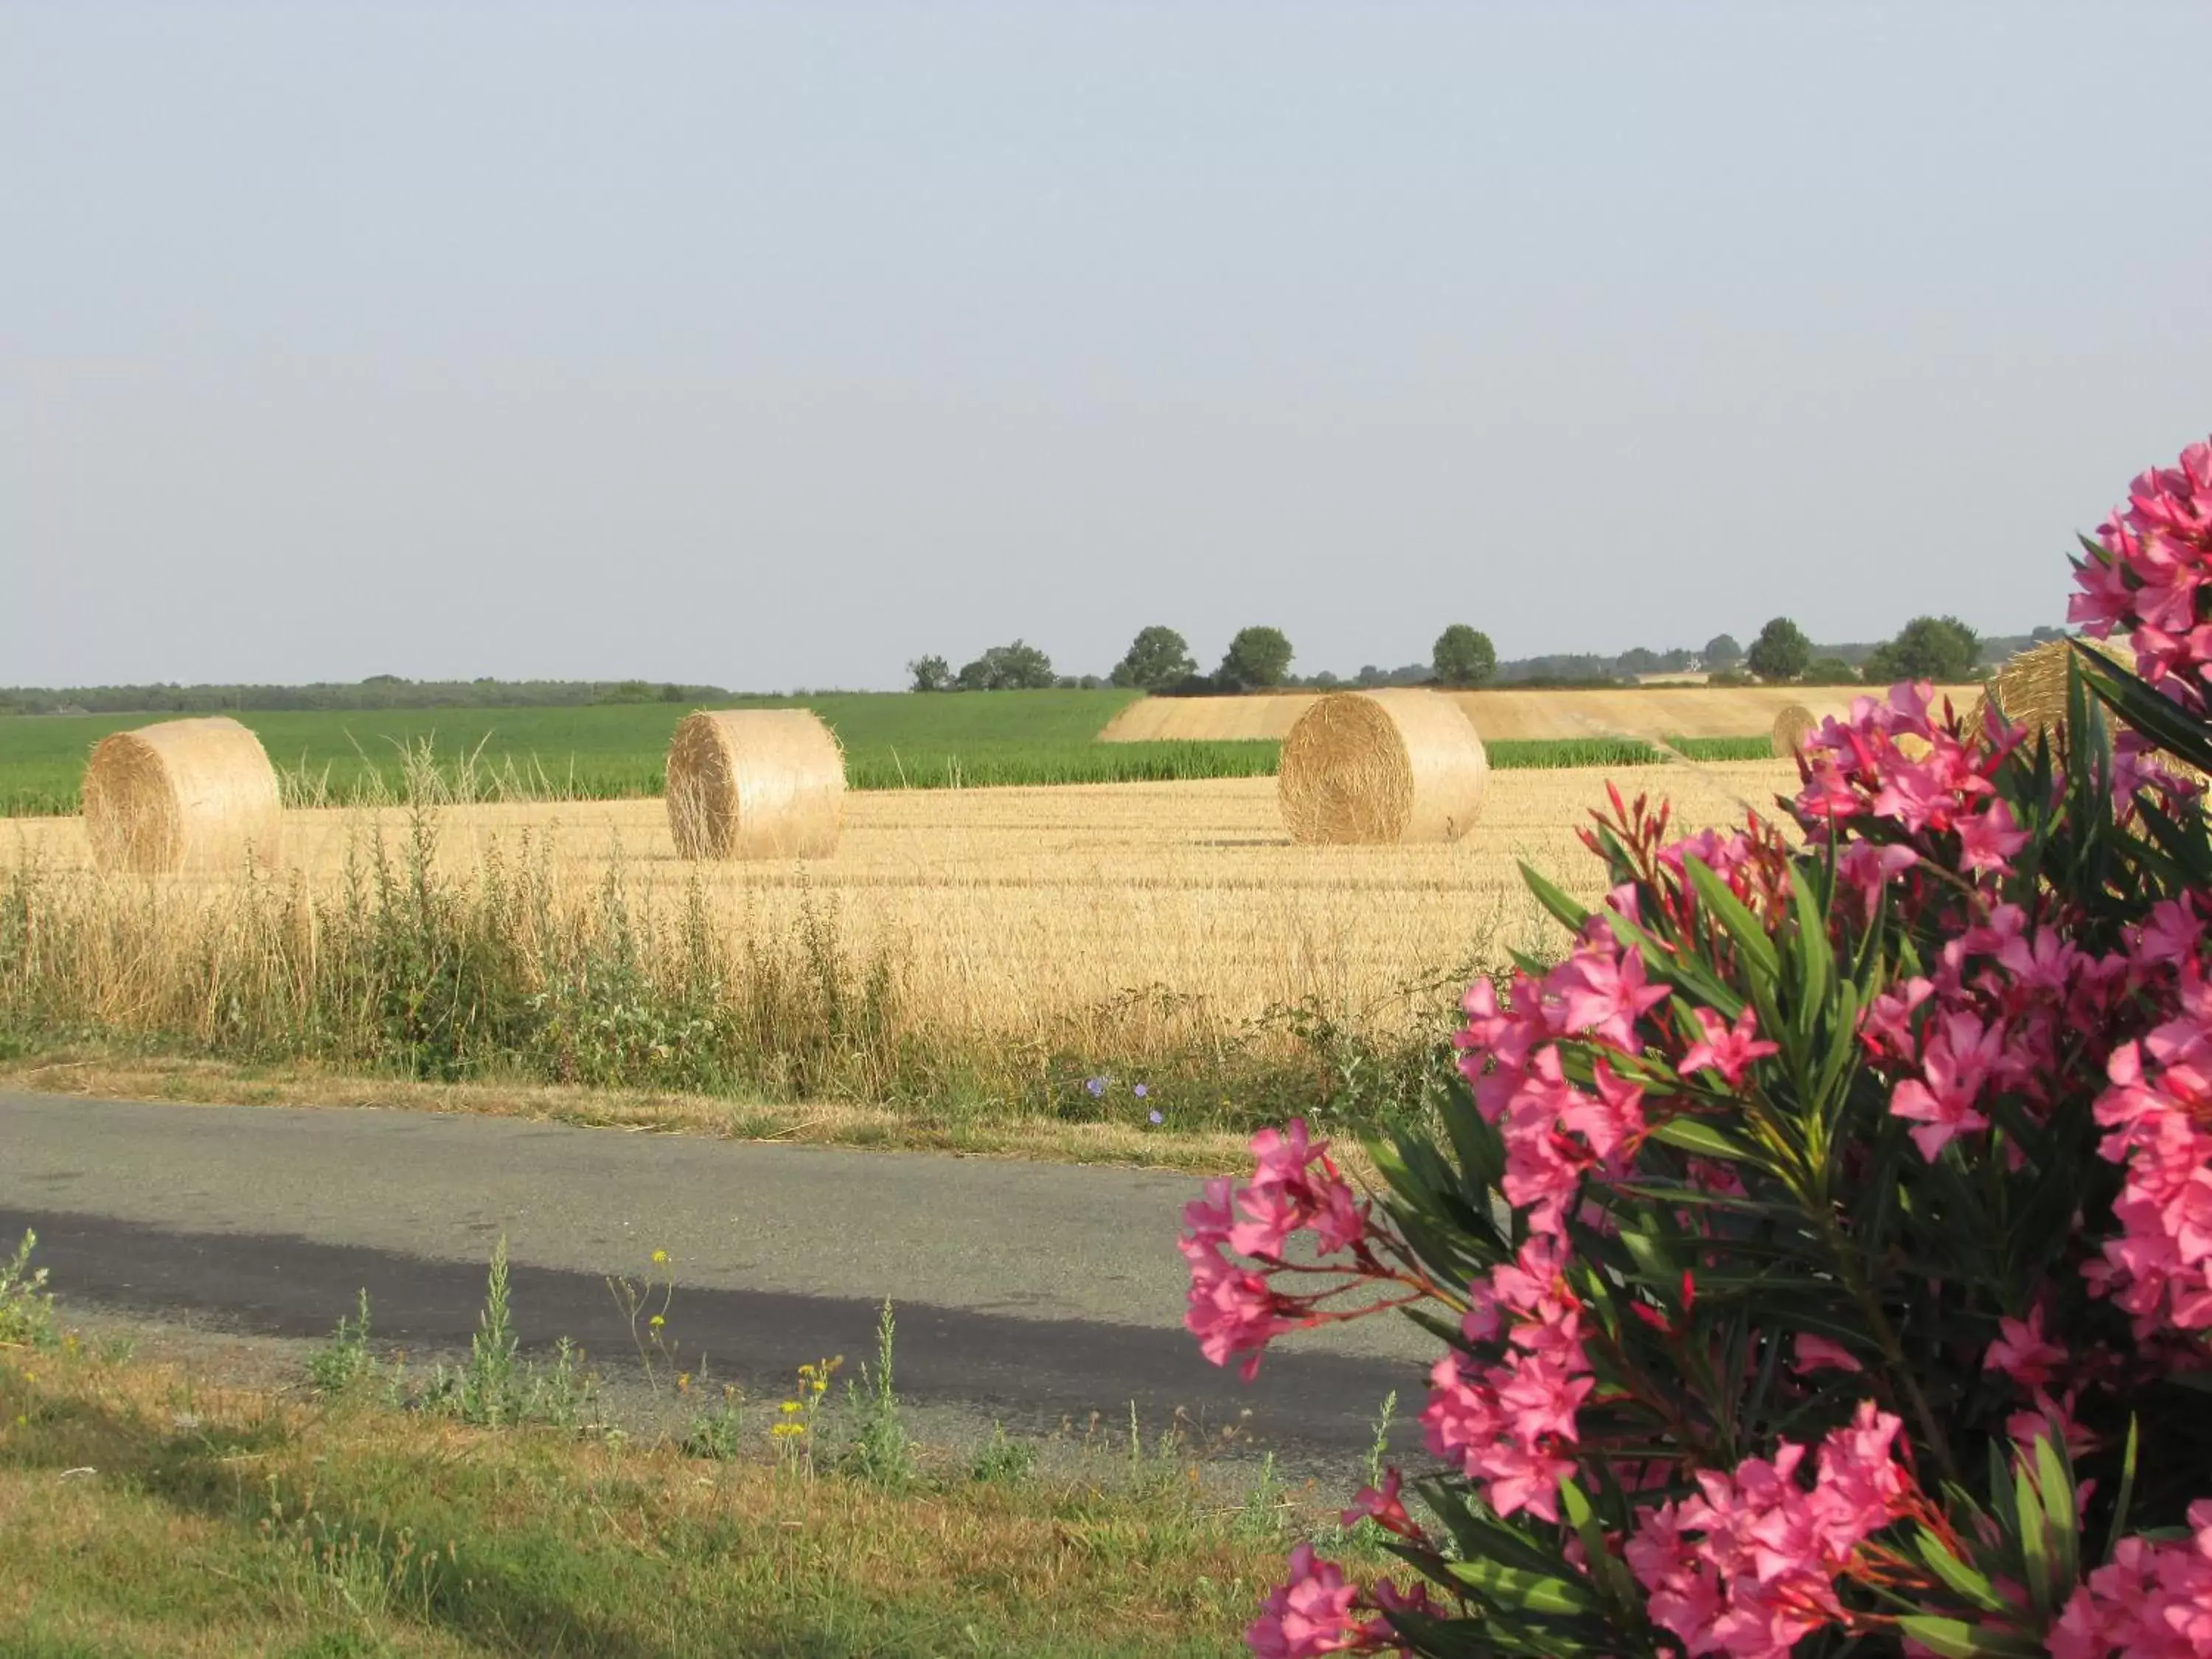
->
2, 762, 1799, 1051
1099, 685, 1978, 744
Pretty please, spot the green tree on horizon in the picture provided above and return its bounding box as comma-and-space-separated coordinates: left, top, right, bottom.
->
1746, 616, 1812, 682
1431, 624, 1498, 688
1110, 626, 1199, 692
1863, 614, 1980, 683
1217, 627, 1294, 691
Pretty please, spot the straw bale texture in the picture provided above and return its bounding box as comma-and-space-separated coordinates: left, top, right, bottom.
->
1770, 703, 1818, 758
665, 709, 845, 860
81, 717, 284, 874
1968, 638, 2132, 744
1276, 689, 1487, 845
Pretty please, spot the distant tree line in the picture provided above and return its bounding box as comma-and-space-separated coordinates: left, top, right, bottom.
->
0, 616, 2068, 720
1727, 615, 2062, 688
905, 642, 1107, 692
913, 613, 2060, 698
913, 624, 1498, 695
0, 677, 734, 717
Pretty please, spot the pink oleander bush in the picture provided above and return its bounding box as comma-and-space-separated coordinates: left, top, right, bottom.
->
1186, 439, 2212, 1658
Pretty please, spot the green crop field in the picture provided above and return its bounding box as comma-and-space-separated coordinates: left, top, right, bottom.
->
0, 694, 1777, 816
0, 692, 1281, 814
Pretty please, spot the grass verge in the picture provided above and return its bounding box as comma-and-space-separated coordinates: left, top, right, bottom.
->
0, 1253, 1385, 1658
0, 807, 1477, 1144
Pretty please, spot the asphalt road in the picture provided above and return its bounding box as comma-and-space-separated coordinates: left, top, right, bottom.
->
0, 1093, 1428, 1455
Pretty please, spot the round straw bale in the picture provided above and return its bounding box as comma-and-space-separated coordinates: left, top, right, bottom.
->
1770, 703, 1818, 758
82, 716, 284, 874
1276, 689, 1487, 846
1966, 636, 2131, 745
665, 709, 845, 860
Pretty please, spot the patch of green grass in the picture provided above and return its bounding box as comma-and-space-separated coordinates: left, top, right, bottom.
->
0, 1324, 1306, 1656
1485, 737, 1668, 770
0, 693, 1292, 813
1485, 735, 1784, 768
1662, 734, 1781, 763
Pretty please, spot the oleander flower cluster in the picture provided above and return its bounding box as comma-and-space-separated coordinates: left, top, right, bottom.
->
1184, 439, 2212, 1657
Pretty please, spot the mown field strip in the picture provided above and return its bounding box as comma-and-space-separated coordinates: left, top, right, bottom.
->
1096, 684, 1980, 743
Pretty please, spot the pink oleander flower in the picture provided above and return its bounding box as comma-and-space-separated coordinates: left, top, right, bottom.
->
2006, 1388, 2097, 1462
1627, 1403, 1910, 1659
1457, 973, 1543, 1072
1983, 1307, 2066, 1391
1658, 827, 1755, 885
1182, 1236, 1295, 1380
1458, 967, 1664, 1234
1557, 1059, 1646, 1164
1485, 1047, 1595, 1230
1862, 976, 1935, 1056
1189, 1119, 1369, 1262
1889, 1009, 2008, 1160
1180, 1120, 1384, 1380
1837, 839, 1919, 906
1548, 941, 1671, 1051
1790, 1333, 1865, 1376
1793, 683, 2011, 853
1680, 1006, 1782, 1088
1340, 1467, 1422, 1541
1422, 1242, 1595, 1523
2071, 437, 2212, 697
1248, 1543, 1366, 1658
2051, 1499, 2212, 1659
2089, 1034, 2212, 1334
1955, 799, 2030, 875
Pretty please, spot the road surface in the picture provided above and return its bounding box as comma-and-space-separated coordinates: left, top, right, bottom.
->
0, 1092, 1428, 1456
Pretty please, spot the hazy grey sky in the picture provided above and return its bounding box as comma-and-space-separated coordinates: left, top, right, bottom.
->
6, 3, 2209, 691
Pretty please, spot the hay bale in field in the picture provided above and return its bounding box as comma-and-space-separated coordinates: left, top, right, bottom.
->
1770, 703, 1818, 759
81, 716, 284, 874
1967, 636, 2132, 746
665, 709, 845, 860
1276, 689, 1487, 845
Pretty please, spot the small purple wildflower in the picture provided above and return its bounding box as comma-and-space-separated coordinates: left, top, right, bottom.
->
1133, 1083, 1149, 1099
1085, 1076, 1107, 1099
1147, 1109, 1164, 1126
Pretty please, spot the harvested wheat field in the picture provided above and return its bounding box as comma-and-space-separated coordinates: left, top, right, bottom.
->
1099, 685, 1979, 745
1, 762, 1801, 1048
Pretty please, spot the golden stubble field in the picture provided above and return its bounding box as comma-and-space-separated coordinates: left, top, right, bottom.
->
1, 761, 1803, 1046
1099, 685, 1978, 743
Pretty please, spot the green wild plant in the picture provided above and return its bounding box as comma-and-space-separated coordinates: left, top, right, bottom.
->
306, 1289, 377, 1395
606, 1248, 681, 1394
0, 1231, 56, 1350
840, 1299, 919, 1490
967, 1421, 1039, 1486
771, 1354, 841, 1478
683, 1384, 748, 1462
